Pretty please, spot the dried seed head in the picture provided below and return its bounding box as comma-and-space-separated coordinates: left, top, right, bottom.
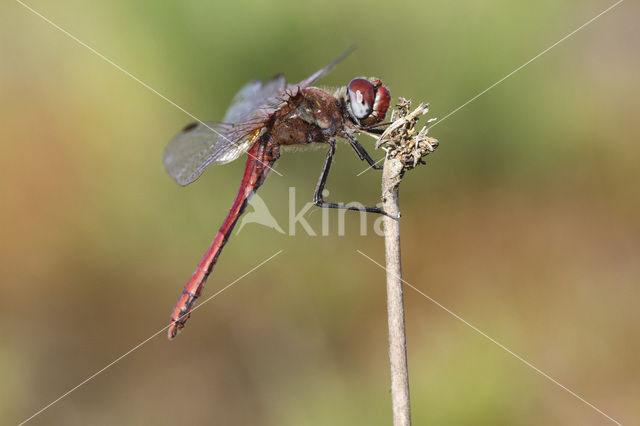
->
376, 98, 439, 171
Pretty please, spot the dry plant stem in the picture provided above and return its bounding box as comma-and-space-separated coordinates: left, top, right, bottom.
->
378, 97, 437, 426
382, 158, 411, 426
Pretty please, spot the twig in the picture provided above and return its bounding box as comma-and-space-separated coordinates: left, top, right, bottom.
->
379, 98, 439, 426
381, 161, 411, 426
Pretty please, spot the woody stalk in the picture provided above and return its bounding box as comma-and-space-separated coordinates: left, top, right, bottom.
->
376, 98, 439, 426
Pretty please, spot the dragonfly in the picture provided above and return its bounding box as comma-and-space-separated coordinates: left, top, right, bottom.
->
164, 48, 391, 339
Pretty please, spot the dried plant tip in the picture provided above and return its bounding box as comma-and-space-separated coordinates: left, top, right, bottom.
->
376, 98, 440, 171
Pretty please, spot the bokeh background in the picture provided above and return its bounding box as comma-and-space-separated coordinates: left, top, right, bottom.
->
1, 0, 638, 424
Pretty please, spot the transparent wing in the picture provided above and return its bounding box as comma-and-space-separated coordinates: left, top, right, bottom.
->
163, 75, 287, 186
163, 121, 263, 186
294, 45, 355, 90
223, 74, 286, 124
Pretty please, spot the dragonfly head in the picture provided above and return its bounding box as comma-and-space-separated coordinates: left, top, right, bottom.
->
345, 78, 391, 126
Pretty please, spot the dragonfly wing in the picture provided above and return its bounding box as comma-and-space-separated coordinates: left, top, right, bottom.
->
163, 121, 263, 186
164, 74, 284, 186
295, 46, 355, 89
208, 124, 264, 165
223, 74, 286, 124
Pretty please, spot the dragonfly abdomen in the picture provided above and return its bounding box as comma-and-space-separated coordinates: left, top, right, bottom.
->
168, 140, 280, 339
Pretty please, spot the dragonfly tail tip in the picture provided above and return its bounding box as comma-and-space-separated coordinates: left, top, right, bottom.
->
168, 323, 181, 340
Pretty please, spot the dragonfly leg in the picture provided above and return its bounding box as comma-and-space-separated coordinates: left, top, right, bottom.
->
314, 140, 396, 218
345, 133, 382, 170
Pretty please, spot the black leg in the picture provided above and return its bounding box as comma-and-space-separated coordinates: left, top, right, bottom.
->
365, 128, 385, 135
314, 140, 396, 218
345, 133, 382, 170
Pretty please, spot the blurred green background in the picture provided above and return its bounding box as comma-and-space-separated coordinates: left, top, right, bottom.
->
1, 0, 638, 424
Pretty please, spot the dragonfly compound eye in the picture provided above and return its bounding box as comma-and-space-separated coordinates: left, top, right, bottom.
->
347, 78, 375, 120
371, 84, 390, 123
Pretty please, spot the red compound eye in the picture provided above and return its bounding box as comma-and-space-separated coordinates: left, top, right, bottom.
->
347, 78, 375, 119
371, 85, 390, 122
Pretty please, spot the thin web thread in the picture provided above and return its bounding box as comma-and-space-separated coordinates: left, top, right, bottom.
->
15, 0, 283, 177
17, 250, 284, 426
355, 0, 625, 177
357, 250, 623, 426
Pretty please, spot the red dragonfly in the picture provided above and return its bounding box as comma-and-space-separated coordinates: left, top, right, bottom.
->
164, 49, 391, 339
